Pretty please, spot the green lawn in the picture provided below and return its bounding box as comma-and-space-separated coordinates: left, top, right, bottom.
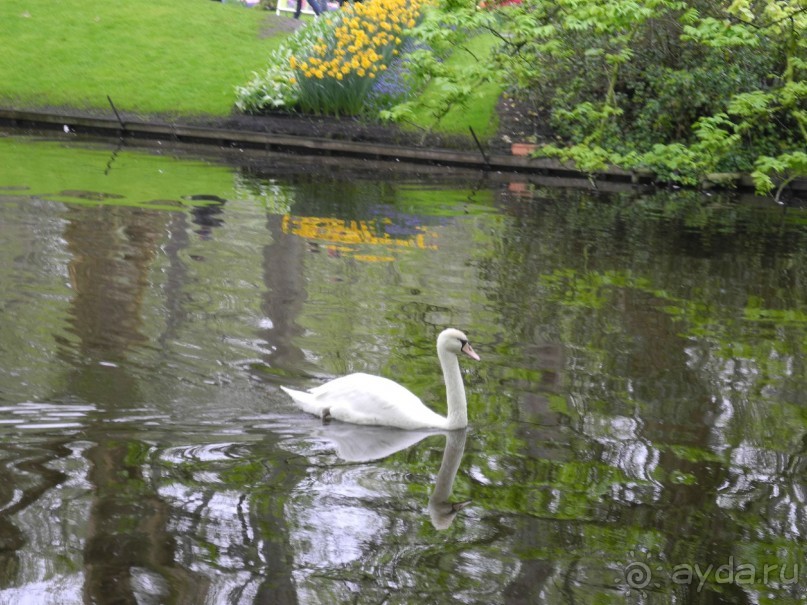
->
0, 0, 291, 116
408, 33, 502, 138
0, 0, 501, 136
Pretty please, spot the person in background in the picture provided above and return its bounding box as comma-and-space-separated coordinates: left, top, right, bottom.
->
294, 0, 324, 17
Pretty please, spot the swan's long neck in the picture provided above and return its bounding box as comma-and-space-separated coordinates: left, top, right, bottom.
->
438, 348, 468, 430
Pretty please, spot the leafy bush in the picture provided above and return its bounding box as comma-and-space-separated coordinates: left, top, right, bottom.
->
394, 0, 806, 194
529, 0, 805, 192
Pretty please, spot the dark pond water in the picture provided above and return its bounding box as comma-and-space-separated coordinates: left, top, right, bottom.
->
1, 132, 807, 604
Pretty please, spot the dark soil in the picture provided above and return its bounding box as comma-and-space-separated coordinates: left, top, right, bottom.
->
207, 110, 476, 149
491, 91, 554, 152
193, 90, 547, 154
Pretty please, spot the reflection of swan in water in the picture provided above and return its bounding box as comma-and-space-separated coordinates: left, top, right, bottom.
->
315, 423, 436, 462
428, 429, 470, 530
315, 423, 470, 529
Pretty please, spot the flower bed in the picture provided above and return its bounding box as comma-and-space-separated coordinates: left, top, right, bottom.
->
236, 0, 429, 116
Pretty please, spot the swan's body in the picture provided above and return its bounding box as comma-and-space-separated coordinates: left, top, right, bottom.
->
281, 328, 480, 430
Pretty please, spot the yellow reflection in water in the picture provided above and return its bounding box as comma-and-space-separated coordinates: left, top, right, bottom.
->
282, 214, 438, 262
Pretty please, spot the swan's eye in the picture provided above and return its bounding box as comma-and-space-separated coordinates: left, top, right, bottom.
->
459, 339, 468, 347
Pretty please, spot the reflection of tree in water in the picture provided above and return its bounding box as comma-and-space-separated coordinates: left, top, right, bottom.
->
474, 186, 807, 601
55, 201, 314, 603
10, 203, 247, 602
59, 205, 200, 604
186, 195, 227, 239
63, 206, 158, 362
257, 214, 309, 375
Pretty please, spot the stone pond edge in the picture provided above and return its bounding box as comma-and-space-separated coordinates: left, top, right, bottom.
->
1, 107, 804, 196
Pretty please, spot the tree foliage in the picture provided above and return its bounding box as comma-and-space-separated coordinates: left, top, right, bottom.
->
398, 0, 807, 194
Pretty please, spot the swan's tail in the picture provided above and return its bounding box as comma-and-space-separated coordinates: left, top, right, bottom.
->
280, 386, 327, 417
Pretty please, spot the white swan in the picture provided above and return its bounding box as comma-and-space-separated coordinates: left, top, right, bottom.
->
281, 328, 480, 430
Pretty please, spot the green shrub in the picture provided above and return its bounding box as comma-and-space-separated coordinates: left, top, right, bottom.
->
391, 0, 806, 193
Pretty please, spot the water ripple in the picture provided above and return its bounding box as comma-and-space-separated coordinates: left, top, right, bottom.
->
159, 442, 248, 465
0, 402, 96, 432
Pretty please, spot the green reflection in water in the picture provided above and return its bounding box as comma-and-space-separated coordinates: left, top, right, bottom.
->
1, 135, 807, 603
0, 136, 237, 210
474, 186, 807, 603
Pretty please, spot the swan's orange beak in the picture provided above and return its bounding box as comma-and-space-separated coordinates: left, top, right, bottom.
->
462, 341, 480, 361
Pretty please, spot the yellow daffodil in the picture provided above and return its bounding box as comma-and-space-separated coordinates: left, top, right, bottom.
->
290, 0, 432, 113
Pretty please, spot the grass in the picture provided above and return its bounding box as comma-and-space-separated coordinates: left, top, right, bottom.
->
0, 0, 292, 116
0, 0, 502, 136
407, 33, 502, 138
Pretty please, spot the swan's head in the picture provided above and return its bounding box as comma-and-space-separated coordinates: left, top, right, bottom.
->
437, 328, 480, 361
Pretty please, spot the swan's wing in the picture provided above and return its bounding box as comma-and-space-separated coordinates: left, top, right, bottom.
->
309, 373, 444, 428
282, 375, 409, 419
309, 373, 421, 408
